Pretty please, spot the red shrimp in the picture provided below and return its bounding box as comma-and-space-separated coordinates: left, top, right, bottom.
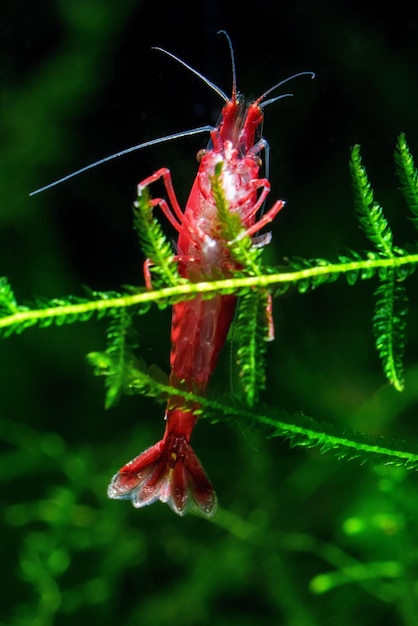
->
106, 38, 314, 517
31, 34, 313, 518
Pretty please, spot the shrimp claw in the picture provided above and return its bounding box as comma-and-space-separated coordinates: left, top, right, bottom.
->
108, 433, 217, 517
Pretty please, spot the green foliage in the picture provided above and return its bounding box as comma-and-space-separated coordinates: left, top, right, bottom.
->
133, 187, 182, 288
350, 144, 394, 255
6, 136, 411, 474
373, 277, 408, 391
0, 287, 155, 339
87, 309, 141, 409
2, 135, 418, 409
234, 290, 271, 406
110, 365, 418, 470
0, 276, 20, 316
395, 132, 418, 226
210, 161, 272, 405
349, 144, 413, 390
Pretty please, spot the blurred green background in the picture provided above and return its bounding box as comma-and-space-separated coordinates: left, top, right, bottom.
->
2, 1, 418, 624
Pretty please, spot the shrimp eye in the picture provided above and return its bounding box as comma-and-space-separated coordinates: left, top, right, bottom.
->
196, 149, 206, 162
254, 155, 263, 168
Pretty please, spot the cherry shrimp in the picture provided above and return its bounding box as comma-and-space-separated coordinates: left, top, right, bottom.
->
32, 32, 314, 517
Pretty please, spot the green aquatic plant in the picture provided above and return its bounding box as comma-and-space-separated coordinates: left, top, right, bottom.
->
1, 135, 418, 472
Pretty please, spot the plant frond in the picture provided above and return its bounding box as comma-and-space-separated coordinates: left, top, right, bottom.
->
0, 287, 152, 338
395, 132, 418, 228
122, 367, 418, 471
210, 161, 272, 405
0, 277, 24, 318
210, 161, 264, 275
3, 137, 418, 488
2, 249, 418, 339
284, 256, 339, 292
87, 309, 141, 408
0, 293, 103, 338
133, 187, 182, 288
350, 145, 394, 256
373, 271, 408, 391
281, 249, 395, 292
234, 290, 271, 406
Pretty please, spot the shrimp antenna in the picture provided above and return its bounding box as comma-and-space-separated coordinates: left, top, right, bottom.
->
256, 71, 316, 109
217, 30, 237, 97
152, 47, 228, 102
30, 42, 231, 196
29, 126, 214, 196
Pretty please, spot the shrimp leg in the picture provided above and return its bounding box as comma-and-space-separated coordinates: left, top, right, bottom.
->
138, 167, 185, 230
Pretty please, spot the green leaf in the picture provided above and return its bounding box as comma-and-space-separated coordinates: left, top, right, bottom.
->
373, 271, 408, 391
395, 132, 418, 228
117, 367, 418, 471
0, 277, 20, 316
87, 309, 142, 409
235, 290, 272, 406
350, 144, 394, 256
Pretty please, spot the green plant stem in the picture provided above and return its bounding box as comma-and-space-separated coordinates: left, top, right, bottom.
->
124, 370, 418, 470
1, 252, 418, 336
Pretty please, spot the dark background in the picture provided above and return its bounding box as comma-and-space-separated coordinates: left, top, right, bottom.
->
1, 1, 418, 625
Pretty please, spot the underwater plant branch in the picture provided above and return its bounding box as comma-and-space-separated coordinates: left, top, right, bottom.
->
123, 368, 418, 470
210, 160, 272, 405
373, 273, 407, 391
234, 289, 271, 406
350, 144, 394, 256
1, 251, 418, 337
395, 132, 418, 225
350, 142, 415, 391
88, 309, 139, 409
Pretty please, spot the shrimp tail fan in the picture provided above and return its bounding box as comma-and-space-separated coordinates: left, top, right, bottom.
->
108, 434, 217, 518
